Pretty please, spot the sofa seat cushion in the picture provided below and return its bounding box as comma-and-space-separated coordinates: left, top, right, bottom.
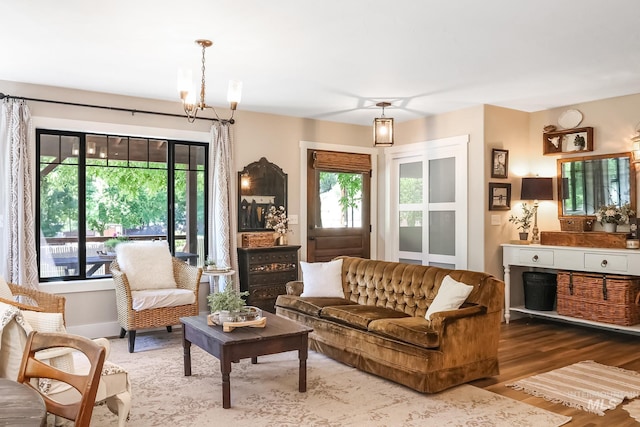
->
368, 316, 440, 349
131, 289, 195, 311
320, 304, 410, 330
276, 295, 357, 317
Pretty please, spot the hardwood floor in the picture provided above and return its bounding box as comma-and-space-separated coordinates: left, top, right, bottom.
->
471, 317, 640, 426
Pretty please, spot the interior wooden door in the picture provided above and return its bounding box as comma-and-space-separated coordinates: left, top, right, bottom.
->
306, 149, 371, 262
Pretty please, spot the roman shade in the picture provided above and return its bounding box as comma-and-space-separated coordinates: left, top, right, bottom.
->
312, 150, 371, 173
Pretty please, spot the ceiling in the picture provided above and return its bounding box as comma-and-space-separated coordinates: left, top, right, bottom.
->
3, 1, 640, 126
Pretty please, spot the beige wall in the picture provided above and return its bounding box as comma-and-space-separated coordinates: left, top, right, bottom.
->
529, 93, 640, 235
233, 110, 372, 244
483, 105, 530, 279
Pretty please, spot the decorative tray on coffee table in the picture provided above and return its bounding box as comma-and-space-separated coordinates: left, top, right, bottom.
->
207, 306, 267, 332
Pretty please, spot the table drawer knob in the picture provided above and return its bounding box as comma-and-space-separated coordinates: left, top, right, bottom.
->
601, 259, 608, 267
532, 255, 539, 262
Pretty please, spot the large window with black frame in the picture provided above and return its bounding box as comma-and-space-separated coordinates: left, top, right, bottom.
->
37, 129, 207, 281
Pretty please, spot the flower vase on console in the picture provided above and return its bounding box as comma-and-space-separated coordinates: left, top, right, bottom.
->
596, 203, 635, 233
266, 205, 291, 246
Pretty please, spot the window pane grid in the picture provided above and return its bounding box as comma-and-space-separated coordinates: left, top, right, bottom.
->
37, 130, 207, 282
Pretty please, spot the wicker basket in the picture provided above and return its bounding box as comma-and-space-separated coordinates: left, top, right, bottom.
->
557, 271, 640, 325
241, 233, 275, 248
559, 217, 594, 232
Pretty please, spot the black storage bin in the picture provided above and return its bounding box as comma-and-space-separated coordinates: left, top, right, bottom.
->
523, 271, 557, 311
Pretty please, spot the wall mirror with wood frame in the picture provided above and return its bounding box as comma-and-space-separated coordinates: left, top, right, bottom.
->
557, 152, 636, 218
238, 157, 287, 232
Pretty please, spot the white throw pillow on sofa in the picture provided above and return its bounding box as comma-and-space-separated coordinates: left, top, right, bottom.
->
116, 241, 177, 290
425, 275, 474, 321
300, 259, 344, 298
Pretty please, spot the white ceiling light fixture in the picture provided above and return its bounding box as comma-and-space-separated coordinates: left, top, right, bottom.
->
373, 102, 394, 147
178, 39, 242, 124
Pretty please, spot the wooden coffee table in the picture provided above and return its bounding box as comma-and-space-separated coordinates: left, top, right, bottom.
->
181, 311, 313, 408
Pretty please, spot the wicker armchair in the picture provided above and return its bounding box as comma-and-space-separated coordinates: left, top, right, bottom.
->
3, 283, 66, 321
111, 257, 202, 353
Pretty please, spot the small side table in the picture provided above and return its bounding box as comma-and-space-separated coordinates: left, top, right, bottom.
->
202, 269, 236, 294
0, 378, 46, 426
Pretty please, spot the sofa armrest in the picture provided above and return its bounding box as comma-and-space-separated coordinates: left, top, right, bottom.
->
285, 281, 303, 296
428, 304, 486, 329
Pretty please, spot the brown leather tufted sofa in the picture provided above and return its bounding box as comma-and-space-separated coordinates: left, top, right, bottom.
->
275, 256, 505, 393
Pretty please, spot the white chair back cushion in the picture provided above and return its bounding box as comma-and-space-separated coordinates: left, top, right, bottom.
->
116, 241, 177, 290
0, 318, 29, 380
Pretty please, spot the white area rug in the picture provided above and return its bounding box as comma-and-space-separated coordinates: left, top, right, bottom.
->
507, 360, 640, 416
87, 331, 571, 426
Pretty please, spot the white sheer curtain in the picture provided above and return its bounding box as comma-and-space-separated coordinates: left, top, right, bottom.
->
0, 99, 38, 288
208, 122, 238, 291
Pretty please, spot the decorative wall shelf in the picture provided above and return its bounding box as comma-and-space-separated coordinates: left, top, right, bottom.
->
543, 126, 593, 155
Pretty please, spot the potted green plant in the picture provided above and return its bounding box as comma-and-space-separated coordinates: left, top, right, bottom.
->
204, 256, 217, 271
102, 236, 130, 255
207, 284, 254, 324
508, 203, 534, 240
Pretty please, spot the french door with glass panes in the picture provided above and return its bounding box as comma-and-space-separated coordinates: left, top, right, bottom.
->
388, 138, 467, 269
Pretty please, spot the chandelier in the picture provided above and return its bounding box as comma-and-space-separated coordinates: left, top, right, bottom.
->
373, 102, 394, 146
178, 39, 242, 123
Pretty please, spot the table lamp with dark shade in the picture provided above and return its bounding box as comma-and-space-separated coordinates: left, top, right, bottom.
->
521, 177, 554, 244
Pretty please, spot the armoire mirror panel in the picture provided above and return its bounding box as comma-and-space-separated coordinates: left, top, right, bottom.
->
238, 157, 287, 232
557, 152, 635, 217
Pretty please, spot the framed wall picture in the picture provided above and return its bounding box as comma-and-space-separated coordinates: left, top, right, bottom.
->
491, 149, 508, 178
489, 183, 511, 211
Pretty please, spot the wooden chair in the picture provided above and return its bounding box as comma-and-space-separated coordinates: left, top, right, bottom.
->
1, 285, 131, 427
17, 331, 106, 427
111, 257, 202, 352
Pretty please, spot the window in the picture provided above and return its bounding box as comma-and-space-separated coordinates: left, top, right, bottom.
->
37, 129, 207, 281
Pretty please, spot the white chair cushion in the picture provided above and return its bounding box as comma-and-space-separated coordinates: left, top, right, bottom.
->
0, 318, 29, 380
116, 241, 177, 290
131, 288, 195, 311
44, 357, 128, 401
300, 259, 344, 298
425, 275, 474, 321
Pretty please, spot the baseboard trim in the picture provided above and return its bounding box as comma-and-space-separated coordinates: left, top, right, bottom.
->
66, 321, 123, 340
65, 312, 208, 339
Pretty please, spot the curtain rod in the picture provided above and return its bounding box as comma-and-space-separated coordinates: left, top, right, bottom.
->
0, 92, 234, 124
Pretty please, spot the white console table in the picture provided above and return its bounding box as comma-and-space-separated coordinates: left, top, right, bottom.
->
502, 243, 640, 334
